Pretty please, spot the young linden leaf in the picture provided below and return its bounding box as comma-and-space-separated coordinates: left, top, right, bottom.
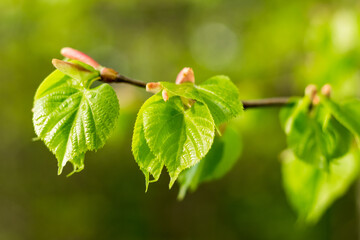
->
280, 97, 352, 167
196, 76, 243, 125
320, 97, 360, 138
140, 94, 215, 188
177, 126, 242, 200
323, 116, 352, 159
132, 95, 164, 191
33, 64, 119, 175
52, 59, 99, 87
281, 149, 359, 224
161, 75, 243, 126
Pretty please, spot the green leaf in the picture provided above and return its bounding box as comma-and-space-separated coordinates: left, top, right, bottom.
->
177, 126, 242, 200
196, 76, 243, 125
161, 75, 243, 126
132, 95, 163, 191
52, 59, 99, 88
135, 94, 215, 188
280, 97, 352, 167
281, 149, 359, 224
320, 97, 360, 138
33, 65, 119, 175
323, 116, 352, 159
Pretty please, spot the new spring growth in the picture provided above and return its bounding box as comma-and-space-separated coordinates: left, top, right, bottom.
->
61, 47, 101, 69
321, 84, 332, 97
175, 67, 195, 84
146, 67, 195, 102
146, 82, 162, 94
305, 84, 320, 105
60, 47, 119, 82
51, 59, 98, 84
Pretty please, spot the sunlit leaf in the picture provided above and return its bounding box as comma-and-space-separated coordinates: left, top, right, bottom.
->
33, 63, 119, 175
135, 94, 215, 188
132, 95, 163, 191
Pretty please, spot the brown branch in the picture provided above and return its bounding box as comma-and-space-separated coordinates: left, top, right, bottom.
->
104, 74, 291, 109
242, 98, 290, 109
110, 74, 147, 88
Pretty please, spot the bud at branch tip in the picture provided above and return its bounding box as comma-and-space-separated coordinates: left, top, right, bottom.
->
60, 47, 101, 70
100, 67, 118, 82
176, 67, 195, 84
305, 84, 317, 100
321, 84, 331, 97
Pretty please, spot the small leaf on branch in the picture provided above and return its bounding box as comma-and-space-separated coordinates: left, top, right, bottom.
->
320, 97, 360, 138
177, 126, 242, 200
280, 96, 352, 167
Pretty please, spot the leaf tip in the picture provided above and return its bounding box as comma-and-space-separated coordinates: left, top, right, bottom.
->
177, 186, 187, 201
169, 176, 178, 189
57, 166, 63, 175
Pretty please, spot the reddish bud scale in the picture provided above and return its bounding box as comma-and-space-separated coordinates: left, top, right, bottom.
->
176, 67, 195, 84
100, 67, 118, 82
61, 47, 101, 70
146, 82, 162, 94
321, 84, 332, 97
162, 90, 169, 102
305, 84, 317, 101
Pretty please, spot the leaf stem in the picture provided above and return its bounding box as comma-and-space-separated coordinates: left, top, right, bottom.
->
104, 74, 291, 109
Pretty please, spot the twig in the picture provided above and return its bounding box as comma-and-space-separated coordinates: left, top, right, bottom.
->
104, 74, 291, 109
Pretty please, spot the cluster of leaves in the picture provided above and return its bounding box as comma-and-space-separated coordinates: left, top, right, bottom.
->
280, 91, 360, 224
33, 58, 244, 194
132, 76, 243, 190
33, 52, 360, 226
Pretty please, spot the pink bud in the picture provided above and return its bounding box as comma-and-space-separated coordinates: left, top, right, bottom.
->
162, 90, 169, 102
321, 84, 332, 97
100, 67, 118, 82
60, 47, 101, 70
305, 84, 317, 100
175, 67, 195, 84
146, 82, 162, 94
313, 95, 320, 105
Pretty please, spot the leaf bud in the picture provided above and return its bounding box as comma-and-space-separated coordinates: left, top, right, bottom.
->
321, 84, 332, 97
162, 89, 169, 102
312, 95, 320, 105
100, 67, 118, 82
146, 82, 162, 94
61, 47, 101, 70
176, 67, 195, 84
305, 84, 317, 100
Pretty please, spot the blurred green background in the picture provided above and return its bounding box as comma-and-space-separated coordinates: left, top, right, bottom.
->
1, 0, 360, 239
